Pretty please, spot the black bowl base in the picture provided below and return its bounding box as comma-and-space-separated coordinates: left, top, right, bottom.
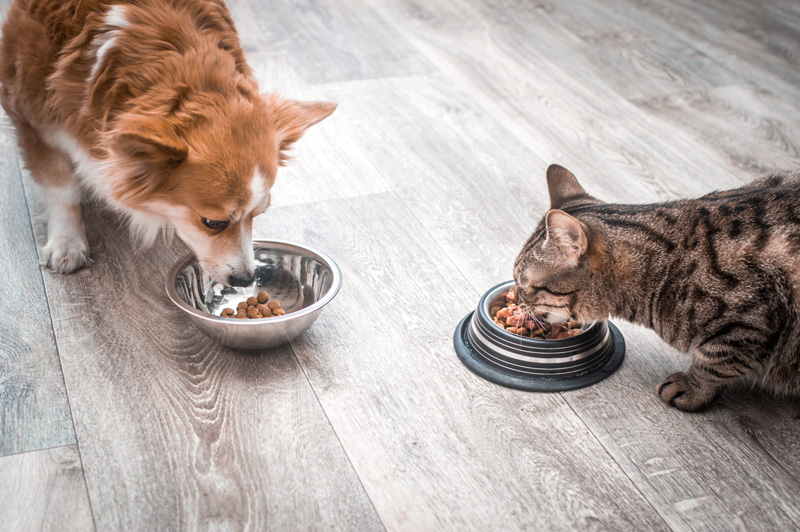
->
454, 312, 625, 392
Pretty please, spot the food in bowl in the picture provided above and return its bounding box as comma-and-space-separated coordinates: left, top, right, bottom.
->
219, 291, 287, 320
490, 289, 583, 339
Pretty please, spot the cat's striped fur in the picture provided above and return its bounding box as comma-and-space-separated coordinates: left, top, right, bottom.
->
514, 165, 800, 411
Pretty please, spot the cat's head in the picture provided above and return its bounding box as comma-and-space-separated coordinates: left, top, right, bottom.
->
513, 165, 605, 324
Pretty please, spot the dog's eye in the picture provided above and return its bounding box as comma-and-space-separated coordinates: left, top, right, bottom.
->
201, 218, 229, 230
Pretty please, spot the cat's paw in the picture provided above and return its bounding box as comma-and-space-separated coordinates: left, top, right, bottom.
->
40, 236, 92, 274
657, 372, 712, 412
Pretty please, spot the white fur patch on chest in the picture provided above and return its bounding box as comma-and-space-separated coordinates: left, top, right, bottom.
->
42, 128, 109, 195
42, 127, 170, 247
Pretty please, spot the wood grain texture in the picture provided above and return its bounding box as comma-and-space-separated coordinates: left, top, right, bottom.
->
307, 74, 549, 291
256, 194, 669, 531
0, 120, 75, 457
499, 0, 741, 101
0, 445, 93, 532
252, 0, 430, 83
21, 193, 383, 531
632, 84, 800, 176
618, 0, 800, 108
360, 0, 754, 206
312, 72, 800, 529
246, 51, 393, 209
567, 321, 800, 531
302, 2, 800, 528
3, 0, 800, 529
226, 0, 394, 208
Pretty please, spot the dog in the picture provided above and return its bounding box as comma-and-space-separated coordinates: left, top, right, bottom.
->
0, 0, 336, 286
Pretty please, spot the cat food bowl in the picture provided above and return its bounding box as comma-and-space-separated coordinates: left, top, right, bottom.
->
454, 281, 625, 392
167, 240, 341, 350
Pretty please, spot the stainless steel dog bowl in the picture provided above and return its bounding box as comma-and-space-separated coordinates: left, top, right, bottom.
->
167, 240, 342, 350
454, 281, 624, 391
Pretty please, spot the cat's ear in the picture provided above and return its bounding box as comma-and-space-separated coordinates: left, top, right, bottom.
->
545, 209, 588, 258
546, 164, 591, 209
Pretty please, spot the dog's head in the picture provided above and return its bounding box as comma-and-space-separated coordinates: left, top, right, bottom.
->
108, 92, 335, 286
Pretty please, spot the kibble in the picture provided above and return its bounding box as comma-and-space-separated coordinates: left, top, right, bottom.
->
220, 292, 287, 320
490, 289, 583, 340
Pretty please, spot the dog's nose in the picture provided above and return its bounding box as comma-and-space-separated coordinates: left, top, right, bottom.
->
227, 272, 254, 287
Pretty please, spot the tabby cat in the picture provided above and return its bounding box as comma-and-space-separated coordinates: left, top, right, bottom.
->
514, 164, 800, 411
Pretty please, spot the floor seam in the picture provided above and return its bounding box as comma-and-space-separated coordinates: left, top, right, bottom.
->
562, 396, 677, 531
15, 152, 100, 532
286, 338, 389, 532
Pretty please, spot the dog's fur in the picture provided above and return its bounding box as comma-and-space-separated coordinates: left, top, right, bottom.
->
0, 0, 335, 285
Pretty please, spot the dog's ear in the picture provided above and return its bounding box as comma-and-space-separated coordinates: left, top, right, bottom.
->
115, 128, 188, 167
112, 120, 189, 203
269, 97, 337, 165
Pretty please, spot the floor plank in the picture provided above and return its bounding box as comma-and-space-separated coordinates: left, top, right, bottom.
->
618, 0, 800, 108
306, 74, 548, 291
251, 0, 430, 84
21, 193, 383, 531
306, 70, 800, 529
633, 84, 800, 176
0, 445, 93, 532
2, 0, 800, 529
469, 0, 740, 102
0, 120, 75, 457
246, 51, 393, 208
361, 0, 755, 206
257, 193, 669, 531
570, 322, 800, 531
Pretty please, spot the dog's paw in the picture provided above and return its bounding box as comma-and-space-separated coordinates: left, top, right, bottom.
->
40, 236, 92, 274
657, 372, 712, 412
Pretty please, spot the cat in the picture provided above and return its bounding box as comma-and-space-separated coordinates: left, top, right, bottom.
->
513, 164, 800, 411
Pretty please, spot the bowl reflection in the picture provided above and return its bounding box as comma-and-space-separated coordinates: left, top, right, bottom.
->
166, 240, 342, 350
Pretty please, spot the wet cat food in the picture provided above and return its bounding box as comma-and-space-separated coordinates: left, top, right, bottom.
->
490, 289, 583, 340
221, 291, 286, 319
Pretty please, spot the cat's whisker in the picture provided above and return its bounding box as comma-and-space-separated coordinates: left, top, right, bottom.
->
518, 306, 549, 336
533, 306, 570, 323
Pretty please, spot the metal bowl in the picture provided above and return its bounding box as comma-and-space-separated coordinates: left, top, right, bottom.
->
166, 240, 342, 350
454, 281, 625, 392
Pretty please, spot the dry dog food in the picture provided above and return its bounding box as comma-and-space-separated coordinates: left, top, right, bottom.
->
490, 289, 582, 340
220, 291, 287, 319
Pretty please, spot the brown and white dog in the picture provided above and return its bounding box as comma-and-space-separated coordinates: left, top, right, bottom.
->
0, 0, 335, 286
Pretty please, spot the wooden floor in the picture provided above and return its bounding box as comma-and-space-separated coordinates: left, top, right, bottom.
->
2, 0, 800, 530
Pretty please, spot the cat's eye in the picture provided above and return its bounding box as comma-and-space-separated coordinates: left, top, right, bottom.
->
531, 284, 578, 297
201, 218, 229, 231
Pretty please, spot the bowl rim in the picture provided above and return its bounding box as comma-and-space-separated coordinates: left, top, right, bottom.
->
165, 239, 342, 326
478, 280, 597, 346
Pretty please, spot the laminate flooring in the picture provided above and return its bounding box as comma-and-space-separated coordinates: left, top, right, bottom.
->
2, 0, 800, 530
